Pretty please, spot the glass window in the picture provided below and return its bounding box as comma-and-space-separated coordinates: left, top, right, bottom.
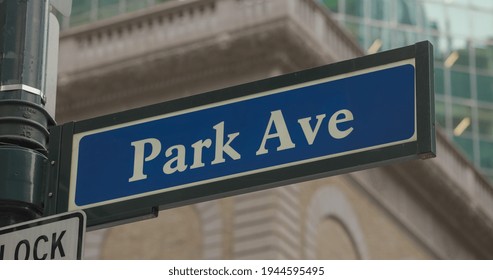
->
475, 45, 493, 74
70, 0, 92, 27
446, 38, 470, 68
477, 74, 493, 102
432, 35, 449, 62
321, 0, 339, 13
480, 140, 493, 169
451, 0, 470, 6
345, 0, 364, 17
392, 30, 417, 48
478, 108, 493, 137
450, 37, 468, 52
435, 67, 444, 94
396, 0, 416, 26
446, 6, 470, 37
451, 70, 471, 98
98, 0, 120, 20
435, 100, 446, 128
368, 26, 391, 51
126, 0, 147, 12
370, 0, 391, 21
471, 0, 493, 9
452, 104, 473, 135
453, 136, 475, 162
344, 20, 366, 46
422, 2, 445, 34
472, 11, 493, 41
414, 0, 426, 29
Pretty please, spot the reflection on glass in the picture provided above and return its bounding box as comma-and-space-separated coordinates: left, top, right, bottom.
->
423, 2, 445, 33
346, 0, 364, 17
322, 0, 339, 13
454, 117, 471, 136
432, 35, 449, 62
476, 45, 493, 74
477, 74, 493, 102
435, 67, 444, 94
369, 26, 391, 51
367, 39, 382, 54
447, 7, 470, 37
471, 0, 493, 9
478, 108, 493, 137
451, 70, 471, 98
70, 0, 92, 26
450, 0, 470, 6
370, 0, 391, 21
480, 140, 493, 169
472, 11, 493, 41
393, 30, 417, 48
98, 0, 120, 20
127, 0, 148, 12
435, 100, 446, 127
444, 51, 459, 68
397, 0, 416, 25
344, 20, 366, 44
448, 38, 470, 68
453, 136, 475, 162
452, 104, 472, 135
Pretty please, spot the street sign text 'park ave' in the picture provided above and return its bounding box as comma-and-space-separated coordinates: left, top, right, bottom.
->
47, 42, 435, 229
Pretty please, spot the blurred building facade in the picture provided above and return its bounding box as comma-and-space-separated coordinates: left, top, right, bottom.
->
55, 0, 493, 259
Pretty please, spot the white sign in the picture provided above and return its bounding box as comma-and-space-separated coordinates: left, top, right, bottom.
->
0, 211, 85, 260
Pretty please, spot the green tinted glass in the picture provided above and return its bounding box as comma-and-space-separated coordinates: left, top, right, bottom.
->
477, 74, 493, 102
346, 0, 364, 17
70, 0, 92, 26
434, 67, 444, 94
98, 0, 119, 19
452, 104, 472, 135
451, 70, 471, 98
127, 0, 148, 12
480, 140, 493, 169
453, 136, 475, 163
435, 100, 446, 128
322, 0, 339, 13
478, 108, 493, 137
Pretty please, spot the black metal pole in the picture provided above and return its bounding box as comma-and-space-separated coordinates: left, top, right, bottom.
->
0, 0, 54, 227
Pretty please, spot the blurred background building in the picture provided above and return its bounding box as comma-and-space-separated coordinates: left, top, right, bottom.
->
53, 0, 493, 259
320, 0, 493, 187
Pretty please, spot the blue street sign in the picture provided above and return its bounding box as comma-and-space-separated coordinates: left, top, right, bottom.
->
73, 62, 415, 208
49, 42, 435, 228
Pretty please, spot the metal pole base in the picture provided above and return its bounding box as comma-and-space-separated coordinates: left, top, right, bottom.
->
0, 200, 42, 228
0, 146, 47, 227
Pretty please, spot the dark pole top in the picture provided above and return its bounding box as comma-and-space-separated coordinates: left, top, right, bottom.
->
0, 0, 51, 227
0, 0, 48, 105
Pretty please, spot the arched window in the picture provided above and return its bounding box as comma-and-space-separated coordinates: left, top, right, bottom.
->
304, 186, 368, 259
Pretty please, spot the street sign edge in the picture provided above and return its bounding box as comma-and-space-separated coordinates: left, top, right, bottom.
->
415, 41, 436, 158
